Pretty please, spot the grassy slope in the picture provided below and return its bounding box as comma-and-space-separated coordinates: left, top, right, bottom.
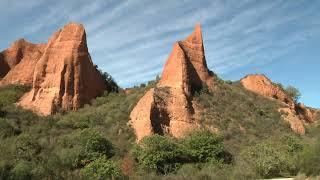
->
194, 79, 295, 155
0, 84, 149, 179
0, 79, 318, 179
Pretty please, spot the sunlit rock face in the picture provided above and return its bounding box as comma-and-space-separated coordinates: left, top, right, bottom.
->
241, 74, 317, 134
130, 24, 215, 141
0, 39, 46, 85
8, 23, 108, 115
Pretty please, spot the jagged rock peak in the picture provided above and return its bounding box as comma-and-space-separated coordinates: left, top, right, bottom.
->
159, 24, 213, 96
184, 23, 204, 45
130, 24, 214, 141
0, 38, 46, 84
17, 22, 107, 115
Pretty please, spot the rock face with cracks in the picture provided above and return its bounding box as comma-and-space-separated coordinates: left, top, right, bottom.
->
0, 39, 46, 85
17, 23, 107, 115
240, 74, 317, 134
130, 24, 215, 141
0, 23, 107, 115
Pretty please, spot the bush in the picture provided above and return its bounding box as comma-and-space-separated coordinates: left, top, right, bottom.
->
132, 131, 227, 174
0, 161, 12, 180
0, 118, 20, 138
132, 135, 185, 174
183, 130, 224, 163
240, 136, 302, 178
15, 134, 41, 161
58, 129, 115, 167
80, 156, 123, 180
298, 141, 320, 176
285, 85, 301, 102
94, 65, 119, 93
80, 129, 115, 161
10, 161, 33, 180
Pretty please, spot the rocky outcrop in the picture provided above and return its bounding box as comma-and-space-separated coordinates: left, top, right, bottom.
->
14, 23, 107, 115
130, 24, 214, 141
0, 39, 46, 85
240, 74, 317, 134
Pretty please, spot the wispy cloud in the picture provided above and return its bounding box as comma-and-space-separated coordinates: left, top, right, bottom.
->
0, 0, 319, 88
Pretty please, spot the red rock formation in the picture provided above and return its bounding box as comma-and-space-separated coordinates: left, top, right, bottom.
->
17, 23, 107, 115
240, 74, 317, 134
0, 39, 46, 85
130, 24, 214, 141
160, 24, 213, 96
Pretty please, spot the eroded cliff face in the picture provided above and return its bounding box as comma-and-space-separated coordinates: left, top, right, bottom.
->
240, 74, 317, 134
16, 23, 107, 115
130, 24, 214, 141
0, 39, 46, 85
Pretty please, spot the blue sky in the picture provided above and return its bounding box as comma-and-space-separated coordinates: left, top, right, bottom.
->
0, 0, 319, 108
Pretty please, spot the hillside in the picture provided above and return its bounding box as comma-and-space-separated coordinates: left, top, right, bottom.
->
0, 79, 319, 179
0, 23, 319, 180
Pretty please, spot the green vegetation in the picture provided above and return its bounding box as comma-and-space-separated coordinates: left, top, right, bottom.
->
285, 85, 301, 102
132, 131, 225, 175
194, 80, 292, 154
0, 76, 318, 179
80, 156, 123, 179
0, 82, 149, 179
94, 65, 119, 92
240, 135, 303, 178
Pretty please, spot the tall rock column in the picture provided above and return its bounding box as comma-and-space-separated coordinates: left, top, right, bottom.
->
18, 23, 107, 115
130, 24, 215, 141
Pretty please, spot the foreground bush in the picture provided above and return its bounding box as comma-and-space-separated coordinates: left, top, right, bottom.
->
57, 128, 115, 167
132, 131, 226, 174
183, 130, 224, 163
298, 140, 320, 176
80, 156, 123, 180
241, 135, 303, 178
132, 135, 185, 174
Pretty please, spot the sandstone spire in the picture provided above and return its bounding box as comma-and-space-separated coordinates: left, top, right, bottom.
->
0, 39, 46, 85
130, 24, 215, 141
17, 23, 107, 115
160, 24, 213, 96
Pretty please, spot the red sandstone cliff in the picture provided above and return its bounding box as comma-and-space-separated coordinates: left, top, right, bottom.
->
0, 39, 46, 85
16, 23, 107, 115
130, 24, 215, 141
240, 74, 316, 134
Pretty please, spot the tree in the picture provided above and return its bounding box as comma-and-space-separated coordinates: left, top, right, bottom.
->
80, 156, 123, 180
298, 141, 320, 176
132, 135, 185, 174
182, 130, 224, 163
77, 129, 115, 165
94, 64, 119, 93
285, 86, 301, 102
240, 137, 302, 178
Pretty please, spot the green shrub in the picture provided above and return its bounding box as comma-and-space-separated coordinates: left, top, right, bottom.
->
298, 141, 320, 176
132, 135, 185, 174
240, 136, 302, 178
0, 118, 20, 138
0, 161, 12, 180
183, 130, 224, 163
80, 156, 123, 180
80, 129, 115, 160
15, 134, 41, 161
285, 85, 301, 102
94, 65, 119, 93
57, 128, 115, 167
0, 85, 28, 107
10, 161, 33, 180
